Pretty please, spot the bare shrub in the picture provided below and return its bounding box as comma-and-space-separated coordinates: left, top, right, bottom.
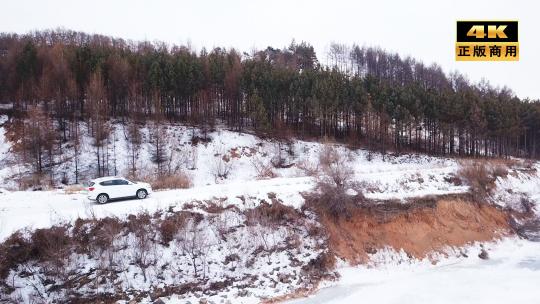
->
159, 212, 190, 245
87, 217, 124, 273
245, 201, 300, 227
302, 251, 336, 276
203, 199, 235, 214
522, 159, 535, 170
92, 217, 123, 252
318, 143, 340, 168
176, 218, 211, 279
301, 143, 363, 220
318, 144, 353, 188
151, 172, 193, 190
224, 253, 240, 265
190, 134, 212, 146
296, 159, 320, 177
444, 174, 463, 186
251, 155, 276, 179
127, 212, 157, 282
212, 148, 233, 181
208, 211, 236, 243
126, 212, 152, 234
0, 232, 32, 280
303, 181, 366, 220
30, 227, 72, 272
159, 219, 177, 245
71, 218, 94, 253
457, 161, 497, 202
128, 168, 192, 190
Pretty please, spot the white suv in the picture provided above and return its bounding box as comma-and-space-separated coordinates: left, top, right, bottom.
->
87, 176, 152, 204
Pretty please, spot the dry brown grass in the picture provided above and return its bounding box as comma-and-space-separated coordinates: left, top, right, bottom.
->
486, 158, 519, 169
457, 160, 511, 202
151, 172, 193, 190
126, 168, 193, 191
492, 164, 509, 179
458, 161, 494, 202
64, 184, 86, 194
245, 201, 302, 227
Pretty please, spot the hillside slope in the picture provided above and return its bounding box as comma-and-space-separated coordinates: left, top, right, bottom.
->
1, 117, 540, 303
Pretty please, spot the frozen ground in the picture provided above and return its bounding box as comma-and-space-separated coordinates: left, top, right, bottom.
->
288, 238, 540, 304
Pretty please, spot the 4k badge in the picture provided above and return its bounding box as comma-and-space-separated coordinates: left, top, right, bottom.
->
456, 21, 518, 61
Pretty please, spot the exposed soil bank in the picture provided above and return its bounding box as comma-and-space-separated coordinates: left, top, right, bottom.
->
320, 197, 513, 264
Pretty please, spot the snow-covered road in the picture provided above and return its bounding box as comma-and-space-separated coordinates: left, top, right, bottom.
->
0, 176, 313, 241
0, 164, 471, 242
0, 154, 502, 244
288, 238, 540, 304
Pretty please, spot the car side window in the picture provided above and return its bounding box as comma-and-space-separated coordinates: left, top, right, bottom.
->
100, 180, 114, 186
113, 179, 129, 185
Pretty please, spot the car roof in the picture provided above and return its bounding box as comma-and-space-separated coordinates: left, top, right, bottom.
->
91, 176, 126, 183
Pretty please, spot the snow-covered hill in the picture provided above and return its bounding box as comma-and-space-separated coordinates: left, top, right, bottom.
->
0, 116, 474, 239
1, 116, 540, 304
0, 116, 465, 195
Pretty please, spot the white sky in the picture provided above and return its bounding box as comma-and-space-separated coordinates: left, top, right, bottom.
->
1, 0, 539, 99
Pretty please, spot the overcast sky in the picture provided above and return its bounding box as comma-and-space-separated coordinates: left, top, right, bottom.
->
1, 0, 539, 99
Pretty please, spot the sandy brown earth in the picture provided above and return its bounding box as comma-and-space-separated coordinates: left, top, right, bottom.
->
320, 197, 512, 264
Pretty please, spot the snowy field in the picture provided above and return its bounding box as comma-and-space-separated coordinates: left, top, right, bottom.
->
289, 238, 540, 304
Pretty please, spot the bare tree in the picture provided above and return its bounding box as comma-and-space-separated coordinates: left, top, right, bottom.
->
176, 219, 211, 279
125, 120, 142, 176
13, 105, 57, 186
88, 70, 110, 177
72, 119, 82, 184
131, 222, 157, 282
149, 118, 168, 176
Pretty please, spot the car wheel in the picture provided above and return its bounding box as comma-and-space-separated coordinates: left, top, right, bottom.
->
97, 194, 109, 204
136, 189, 147, 199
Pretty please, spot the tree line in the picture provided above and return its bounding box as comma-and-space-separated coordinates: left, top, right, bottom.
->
1, 29, 539, 169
